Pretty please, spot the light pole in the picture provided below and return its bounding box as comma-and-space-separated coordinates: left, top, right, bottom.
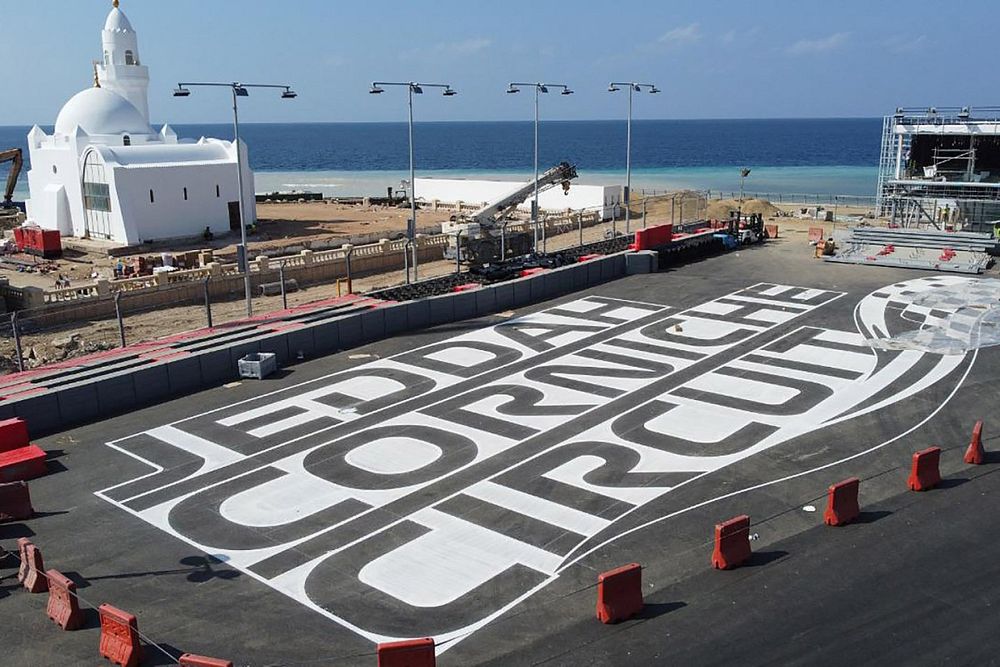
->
609, 82, 658, 233
370, 82, 457, 283
507, 82, 573, 254
738, 167, 751, 227
174, 82, 297, 317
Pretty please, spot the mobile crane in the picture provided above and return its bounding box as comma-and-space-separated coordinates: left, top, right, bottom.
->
442, 161, 578, 266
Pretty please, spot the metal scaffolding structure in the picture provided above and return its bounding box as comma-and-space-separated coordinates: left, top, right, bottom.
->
876, 106, 1000, 231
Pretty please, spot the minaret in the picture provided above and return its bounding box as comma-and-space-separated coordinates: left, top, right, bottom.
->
96, 0, 151, 125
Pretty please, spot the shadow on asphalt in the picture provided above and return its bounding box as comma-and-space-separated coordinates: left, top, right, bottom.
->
937, 477, 969, 490
78, 555, 242, 585
636, 601, 687, 620
743, 550, 790, 568
854, 510, 892, 524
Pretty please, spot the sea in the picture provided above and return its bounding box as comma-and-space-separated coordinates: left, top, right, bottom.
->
0, 118, 882, 201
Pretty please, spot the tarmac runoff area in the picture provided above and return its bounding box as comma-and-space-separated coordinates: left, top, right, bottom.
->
4, 238, 1000, 666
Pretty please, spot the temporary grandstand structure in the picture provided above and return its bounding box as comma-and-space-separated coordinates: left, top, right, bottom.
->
876, 106, 1000, 231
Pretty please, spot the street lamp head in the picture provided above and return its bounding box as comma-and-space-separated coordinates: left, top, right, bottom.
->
369, 85, 384, 94
442, 87, 457, 97
608, 85, 620, 92
173, 86, 191, 97
649, 86, 661, 94
281, 88, 297, 99
506, 85, 519, 94
233, 85, 249, 97
561, 88, 574, 95
538, 85, 549, 94
633, 84, 642, 92
411, 84, 423, 94
741, 168, 752, 178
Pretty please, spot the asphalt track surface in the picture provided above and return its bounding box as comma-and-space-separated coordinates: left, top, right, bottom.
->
3, 237, 1000, 666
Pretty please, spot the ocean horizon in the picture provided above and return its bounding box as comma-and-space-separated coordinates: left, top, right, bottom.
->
0, 118, 882, 200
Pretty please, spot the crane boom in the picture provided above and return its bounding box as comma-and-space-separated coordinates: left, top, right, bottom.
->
466, 161, 578, 227
0, 148, 24, 207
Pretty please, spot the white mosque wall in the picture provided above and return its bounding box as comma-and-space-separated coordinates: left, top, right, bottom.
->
413, 178, 621, 220
110, 160, 256, 245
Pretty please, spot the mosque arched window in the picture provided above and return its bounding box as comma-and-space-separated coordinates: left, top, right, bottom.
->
125, 50, 135, 65
123, 135, 131, 146
104, 51, 110, 66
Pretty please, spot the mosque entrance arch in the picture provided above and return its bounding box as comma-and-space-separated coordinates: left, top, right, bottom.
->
81, 149, 113, 240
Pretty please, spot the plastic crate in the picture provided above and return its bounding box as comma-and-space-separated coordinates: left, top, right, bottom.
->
238, 352, 277, 379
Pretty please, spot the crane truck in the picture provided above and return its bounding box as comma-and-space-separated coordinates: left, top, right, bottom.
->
442, 161, 578, 266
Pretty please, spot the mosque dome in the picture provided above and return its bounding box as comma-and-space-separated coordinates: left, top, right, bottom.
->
55, 87, 153, 136
104, 5, 134, 33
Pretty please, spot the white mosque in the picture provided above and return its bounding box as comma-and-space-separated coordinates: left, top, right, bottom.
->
25, 1, 256, 246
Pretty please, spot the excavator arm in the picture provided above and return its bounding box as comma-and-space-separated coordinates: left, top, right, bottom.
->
0, 148, 23, 207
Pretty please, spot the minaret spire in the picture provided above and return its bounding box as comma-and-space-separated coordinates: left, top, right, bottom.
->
113, 0, 120, 8
93, 62, 101, 88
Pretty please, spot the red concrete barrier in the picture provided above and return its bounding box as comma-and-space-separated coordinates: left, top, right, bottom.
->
17, 537, 48, 593
99, 604, 142, 667
808, 227, 824, 243
577, 253, 602, 262
0, 480, 33, 522
179, 655, 233, 667
823, 477, 861, 526
519, 267, 547, 278
0, 445, 48, 483
907, 447, 942, 491
450, 283, 480, 293
0, 417, 29, 452
712, 515, 752, 570
965, 420, 985, 465
46, 569, 84, 630
595, 562, 643, 624
376, 637, 435, 667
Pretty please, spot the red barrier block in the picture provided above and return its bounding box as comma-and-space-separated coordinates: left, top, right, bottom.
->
99, 604, 142, 667
0, 480, 33, 522
712, 515, 752, 570
808, 227, 824, 243
965, 420, 985, 465
46, 569, 84, 630
577, 253, 602, 262
823, 477, 860, 526
179, 654, 233, 667
765, 224, 779, 239
907, 447, 942, 492
519, 267, 547, 278
0, 445, 48, 483
0, 417, 29, 452
17, 538, 48, 593
376, 637, 436, 667
595, 562, 643, 624
450, 283, 480, 293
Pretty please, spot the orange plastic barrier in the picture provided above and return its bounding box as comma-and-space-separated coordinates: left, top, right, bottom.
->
99, 604, 142, 667
376, 638, 436, 667
633, 224, 673, 251
46, 569, 84, 630
179, 655, 233, 667
17, 538, 48, 593
965, 420, 985, 465
0, 418, 29, 452
823, 477, 860, 526
907, 447, 942, 491
595, 562, 643, 624
808, 227, 824, 243
0, 445, 48, 483
0, 480, 33, 522
765, 224, 779, 239
711, 515, 752, 570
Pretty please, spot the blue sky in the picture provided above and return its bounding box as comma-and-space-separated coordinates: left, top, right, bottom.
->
6, 0, 998, 125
